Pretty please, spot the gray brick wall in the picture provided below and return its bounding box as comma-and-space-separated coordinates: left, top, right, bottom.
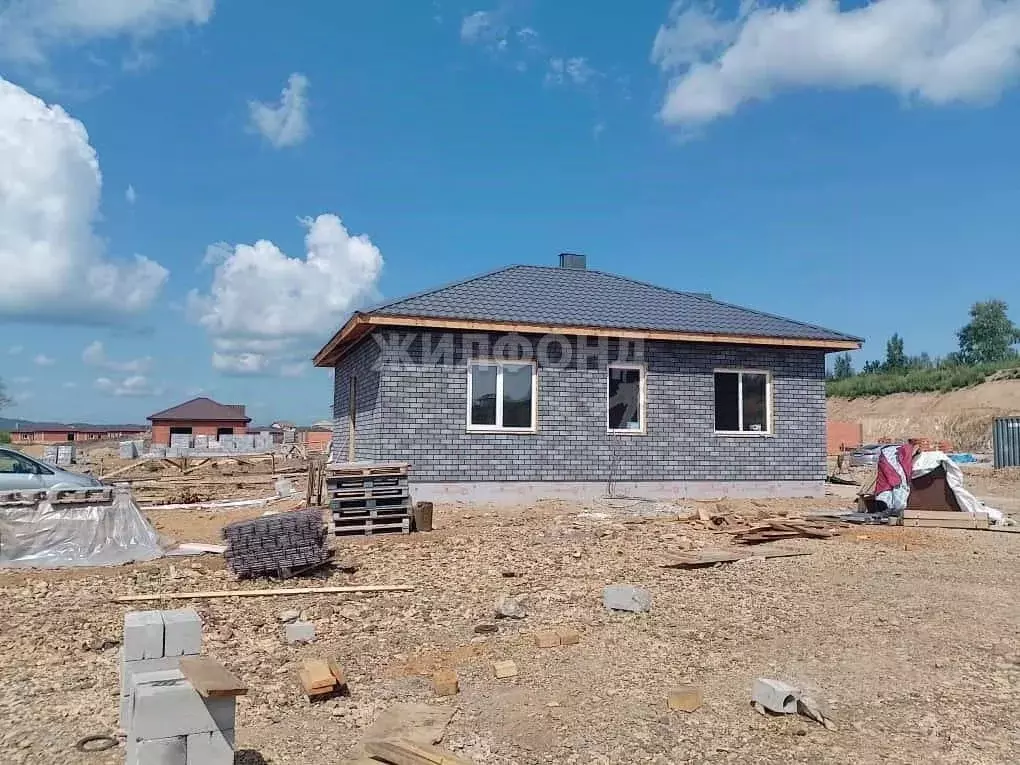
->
332, 329, 826, 482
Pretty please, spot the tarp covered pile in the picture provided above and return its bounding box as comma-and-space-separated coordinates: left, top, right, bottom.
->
873, 445, 1006, 525
0, 486, 163, 568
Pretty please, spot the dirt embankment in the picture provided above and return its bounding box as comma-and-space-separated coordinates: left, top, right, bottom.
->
828, 380, 1020, 451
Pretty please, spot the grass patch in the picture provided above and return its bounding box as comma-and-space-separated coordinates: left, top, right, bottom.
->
827, 360, 1020, 398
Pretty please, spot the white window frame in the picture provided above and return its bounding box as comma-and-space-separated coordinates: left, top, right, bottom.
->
607, 363, 646, 435
466, 360, 538, 433
713, 368, 773, 436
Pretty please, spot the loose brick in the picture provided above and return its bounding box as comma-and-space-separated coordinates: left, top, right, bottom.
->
533, 630, 561, 649
667, 684, 704, 713
431, 669, 459, 697
492, 660, 518, 679
554, 627, 580, 645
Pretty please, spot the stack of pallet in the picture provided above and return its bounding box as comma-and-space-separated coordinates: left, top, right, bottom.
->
222, 508, 330, 578
325, 461, 412, 537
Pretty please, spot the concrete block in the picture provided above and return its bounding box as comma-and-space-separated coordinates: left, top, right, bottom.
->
602, 584, 652, 613
274, 478, 294, 497
187, 728, 235, 765
162, 609, 202, 657
752, 678, 799, 714
127, 735, 186, 765
131, 673, 235, 740
120, 656, 182, 727
492, 660, 518, 679
124, 611, 164, 661
285, 621, 315, 644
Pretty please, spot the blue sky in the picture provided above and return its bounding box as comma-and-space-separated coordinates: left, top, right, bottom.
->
2, 0, 1020, 424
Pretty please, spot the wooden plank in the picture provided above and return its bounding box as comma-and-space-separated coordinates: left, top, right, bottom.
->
662, 548, 811, 569
909, 512, 987, 526
902, 517, 990, 529
178, 656, 247, 698
98, 458, 151, 481
363, 739, 474, 765
112, 584, 414, 603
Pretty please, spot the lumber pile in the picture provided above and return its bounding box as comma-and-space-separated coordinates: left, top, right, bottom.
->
728, 518, 840, 545
298, 658, 348, 700
898, 510, 990, 529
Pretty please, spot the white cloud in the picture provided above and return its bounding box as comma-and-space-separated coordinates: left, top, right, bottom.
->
248, 73, 310, 149
82, 340, 152, 373
652, 0, 1020, 129
33, 354, 55, 366
125, 184, 136, 204
546, 56, 597, 87
460, 10, 500, 44
95, 374, 162, 397
0, 0, 215, 63
0, 77, 169, 321
9, 345, 23, 355
188, 214, 384, 376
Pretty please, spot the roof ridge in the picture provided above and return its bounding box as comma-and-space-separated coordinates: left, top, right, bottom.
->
584, 267, 860, 342
367, 264, 524, 315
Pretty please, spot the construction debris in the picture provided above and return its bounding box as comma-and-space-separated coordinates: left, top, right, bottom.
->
662, 548, 812, 569
363, 738, 473, 765
113, 584, 414, 603
492, 660, 518, 679
431, 669, 459, 697
494, 595, 527, 619
730, 519, 840, 545
751, 678, 838, 730
602, 584, 652, 613
667, 685, 704, 713
222, 508, 331, 579
298, 658, 348, 700
900, 509, 990, 529
285, 621, 316, 644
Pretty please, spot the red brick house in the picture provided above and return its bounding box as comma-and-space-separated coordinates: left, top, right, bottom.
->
148, 397, 251, 446
10, 424, 147, 444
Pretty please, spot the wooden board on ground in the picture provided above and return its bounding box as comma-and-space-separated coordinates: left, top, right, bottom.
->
178, 656, 247, 698
662, 548, 812, 569
299, 659, 336, 694
112, 584, 414, 603
346, 703, 456, 762
901, 511, 990, 529
363, 738, 473, 765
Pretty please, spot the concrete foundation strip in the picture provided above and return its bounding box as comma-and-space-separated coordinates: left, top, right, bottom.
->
113, 585, 414, 603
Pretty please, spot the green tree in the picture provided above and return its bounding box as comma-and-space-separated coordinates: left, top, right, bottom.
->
0, 432, 9, 444
831, 353, 854, 380
957, 300, 1020, 364
885, 333, 907, 371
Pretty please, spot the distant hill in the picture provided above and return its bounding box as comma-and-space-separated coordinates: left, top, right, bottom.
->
0, 418, 148, 432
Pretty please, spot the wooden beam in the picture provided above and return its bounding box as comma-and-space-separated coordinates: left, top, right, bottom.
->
313, 312, 860, 366
178, 656, 247, 698
363, 739, 474, 765
98, 458, 151, 481
112, 584, 414, 603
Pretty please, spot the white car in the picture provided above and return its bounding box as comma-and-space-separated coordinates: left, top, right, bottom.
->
0, 447, 103, 492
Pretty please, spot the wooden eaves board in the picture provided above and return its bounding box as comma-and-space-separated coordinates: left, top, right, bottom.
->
313, 313, 861, 366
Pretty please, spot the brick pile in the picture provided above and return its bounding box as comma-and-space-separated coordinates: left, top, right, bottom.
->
122, 610, 235, 765
222, 508, 329, 578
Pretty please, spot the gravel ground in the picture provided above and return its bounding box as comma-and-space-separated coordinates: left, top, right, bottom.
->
2, 496, 1018, 765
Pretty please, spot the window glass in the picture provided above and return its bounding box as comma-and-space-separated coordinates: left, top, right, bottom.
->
714, 372, 740, 431
741, 373, 768, 432
470, 364, 498, 426
502, 364, 533, 428
608, 367, 642, 431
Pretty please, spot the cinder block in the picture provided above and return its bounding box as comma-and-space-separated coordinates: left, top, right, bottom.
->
162, 609, 202, 657
124, 611, 164, 661
126, 735, 186, 765
131, 673, 235, 740
120, 656, 182, 728
186, 728, 235, 765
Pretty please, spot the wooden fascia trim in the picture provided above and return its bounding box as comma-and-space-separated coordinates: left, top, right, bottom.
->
315, 313, 860, 365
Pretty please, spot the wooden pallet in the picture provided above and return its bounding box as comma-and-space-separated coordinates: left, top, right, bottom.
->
325, 461, 409, 478
328, 485, 409, 500
332, 507, 411, 522
330, 496, 411, 512
325, 475, 408, 490
333, 517, 410, 537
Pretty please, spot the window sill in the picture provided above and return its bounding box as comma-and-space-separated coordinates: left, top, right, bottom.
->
714, 431, 774, 437
608, 429, 646, 436
466, 427, 537, 435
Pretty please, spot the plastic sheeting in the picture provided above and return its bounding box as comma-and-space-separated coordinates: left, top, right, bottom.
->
0, 487, 164, 568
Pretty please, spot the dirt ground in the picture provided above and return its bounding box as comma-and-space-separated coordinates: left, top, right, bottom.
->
828, 379, 1020, 452
2, 485, 1019, 765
